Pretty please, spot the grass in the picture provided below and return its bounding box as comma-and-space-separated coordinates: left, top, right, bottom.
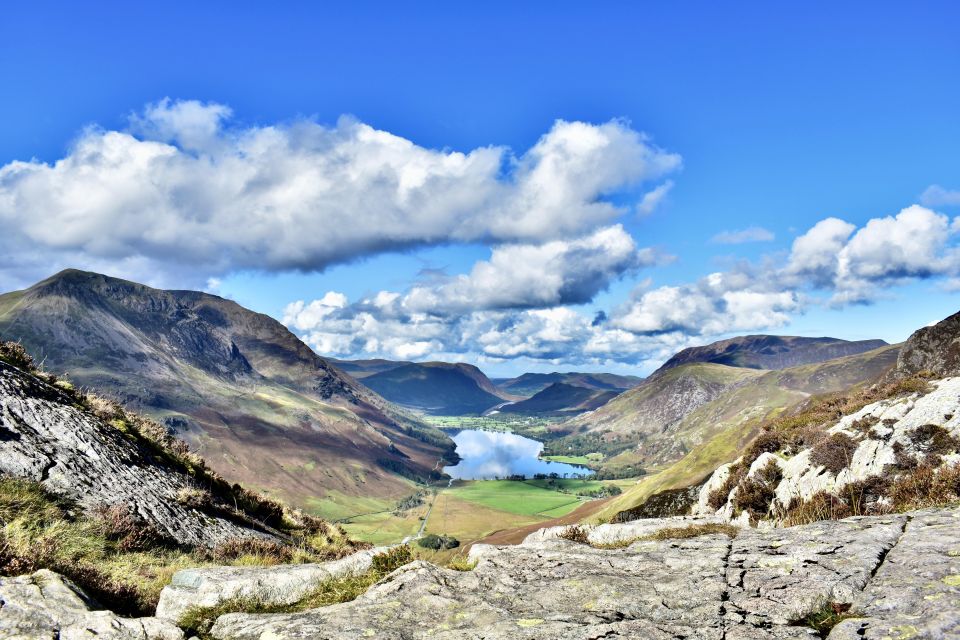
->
446, 480, 584, 517
0, 477, 359, 616
795, 602, 857, 637
178, 546, 415, 639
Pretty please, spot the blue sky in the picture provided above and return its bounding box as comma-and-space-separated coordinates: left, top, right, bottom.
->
1, 2, 958, 376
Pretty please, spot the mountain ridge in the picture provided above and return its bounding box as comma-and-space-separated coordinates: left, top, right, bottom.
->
0, 269, 456, 517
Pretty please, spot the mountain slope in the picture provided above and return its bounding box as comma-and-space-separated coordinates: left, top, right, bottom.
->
0, 270, 455, 518
498, 382, 620, 415
329, 358, 412, 379
593, 343, 902, 520
361, 362, 508, 415
656, 335, 888, 373
495, 372, 642, 397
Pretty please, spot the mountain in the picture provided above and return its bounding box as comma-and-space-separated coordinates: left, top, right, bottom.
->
558, 343, 901, 479
593, 342, 902, 520
656, 335, 888, 373
495, 371, 642, 397
497, 382, 620, 415
361, 361, 509, 415
0, 270, 455, 518
329, 358, 412, 379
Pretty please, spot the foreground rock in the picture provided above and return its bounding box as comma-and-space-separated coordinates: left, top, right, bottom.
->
208, 507, 960, 639
155, 546, 390, 622
0, 569, 183, 639
0, 361, 275, 547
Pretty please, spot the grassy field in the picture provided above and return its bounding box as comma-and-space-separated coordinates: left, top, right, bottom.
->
342, 476, 638, 546
445, 480, 584, 517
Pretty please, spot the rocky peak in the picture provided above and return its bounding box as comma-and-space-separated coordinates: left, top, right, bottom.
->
895, 308, 960, 378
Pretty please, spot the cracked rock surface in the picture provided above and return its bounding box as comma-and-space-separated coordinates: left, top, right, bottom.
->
208, 507, 960, 640
0, 361, 273, 548
0, 569, 183, 640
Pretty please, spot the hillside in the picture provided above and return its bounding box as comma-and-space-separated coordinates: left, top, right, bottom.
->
0, 270, 456, 518
656, 334, 887, 373
560, 344, 900, 486
497, 382, 620, 415
329, 358, 412, 379
361, 362, 510, 415
595, 343, 902, 521
0, 341, 366, 615
495, 371, 642, 397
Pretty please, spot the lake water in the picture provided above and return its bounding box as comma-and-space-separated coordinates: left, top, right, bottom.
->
443, 429, 593, 480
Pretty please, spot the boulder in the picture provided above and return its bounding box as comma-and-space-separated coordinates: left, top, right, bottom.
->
154, 547, 390, 622
0, 569, 183, 640
205, 507, 960, 639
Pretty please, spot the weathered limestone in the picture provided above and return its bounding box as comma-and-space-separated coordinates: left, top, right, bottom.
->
205, 508, 960, 639
0, 362, 274, 548
0, 570, 183, 640
518, 514, 726, 547
829, 509, 960, 639
154, 547, 390, 622
696, 376, 960, 518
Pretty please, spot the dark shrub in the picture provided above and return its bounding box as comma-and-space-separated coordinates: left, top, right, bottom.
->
907, 424, 960, 457
732, 459, 783, 520
810, 433, 859, 474
370, 545, 414, 575
417, 534, 460, 550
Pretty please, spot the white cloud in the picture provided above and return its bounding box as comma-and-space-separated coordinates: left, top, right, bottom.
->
636, 180, 674, 216
0, 100, 681, 288
920, 184, 960, 208
784, 217, 856, 288
833, 205, 956, 304
402, 225, 662, 314
710, 226, 775, 244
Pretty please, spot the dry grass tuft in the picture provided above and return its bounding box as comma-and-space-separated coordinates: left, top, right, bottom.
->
557, 525, 591, 544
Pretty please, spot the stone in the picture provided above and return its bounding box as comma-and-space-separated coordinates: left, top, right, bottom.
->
203, 508, 960, 639
0, 361, 275, 548
154, 547, 391, 622
0, 569, 183, 640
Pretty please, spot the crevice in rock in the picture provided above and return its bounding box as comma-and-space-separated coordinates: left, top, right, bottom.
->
868, 515, 911, 582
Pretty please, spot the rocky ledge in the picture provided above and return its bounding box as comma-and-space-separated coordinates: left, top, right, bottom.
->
201, 507, 960, 640
2, 507, 958, 638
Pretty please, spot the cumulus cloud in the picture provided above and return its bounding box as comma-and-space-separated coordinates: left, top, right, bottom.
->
636, 180, 674, 216
920, 184, 960, 208
402, 225, 664, 314
0, 99, 681, 287
710, 226, 775, 244
280, 202, 960, 367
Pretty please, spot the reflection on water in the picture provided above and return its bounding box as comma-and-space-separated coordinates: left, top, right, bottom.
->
443, 429, 593, 480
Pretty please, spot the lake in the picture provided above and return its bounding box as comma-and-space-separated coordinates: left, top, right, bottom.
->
443, 429, 593, 480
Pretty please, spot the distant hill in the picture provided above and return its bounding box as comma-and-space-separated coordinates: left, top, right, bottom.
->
655, 335, 888, 374
329, 358, 412, 379
497, 382, 620, 415
0, 270, 455, 518
361, 361, 509, 415
495, 371, 642, 398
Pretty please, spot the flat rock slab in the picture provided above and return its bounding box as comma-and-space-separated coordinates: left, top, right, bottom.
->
829, 509, 960, 639
0, 569, 182, 640
155, 547, 389, 622
209, 508, 960, 640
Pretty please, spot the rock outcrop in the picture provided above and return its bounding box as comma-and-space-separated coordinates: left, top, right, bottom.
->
154, 547, 391, 622
0, 360, 274, 548
696, 376, 960, 521
0, 569, 183, 639
895, 309, 960, 378
204, 508, 960, 639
